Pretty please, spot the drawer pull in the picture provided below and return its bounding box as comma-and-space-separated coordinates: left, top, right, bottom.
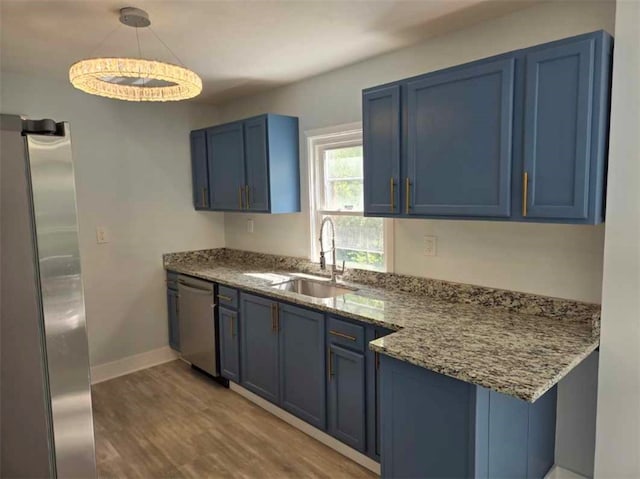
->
405, 177, 411, 214
329, 330, 357, 341
390, 177, 395, 212
231, 314, 236, 338
328, 348, 334, 380
522, 171, 529, 217
218, 294, 233, 302
271, 303, 276, 332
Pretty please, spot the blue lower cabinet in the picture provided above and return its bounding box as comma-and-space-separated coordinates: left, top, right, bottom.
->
240, 293, 280, 403
328, 344, 366, 452
380, 355, 557, 479
366, 327, 393, 460
279, 304, 326, 430
166, 287, 180, 352
219, 306, 240, 382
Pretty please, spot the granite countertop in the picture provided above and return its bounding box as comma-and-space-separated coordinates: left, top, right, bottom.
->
164, 249, 600, 403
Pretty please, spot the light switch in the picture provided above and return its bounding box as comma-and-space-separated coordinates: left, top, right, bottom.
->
424, 235, 437, 256
96, 226, 109, 244
247, 219, 254, 234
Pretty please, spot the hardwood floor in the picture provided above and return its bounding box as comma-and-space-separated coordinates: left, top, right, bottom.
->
92, 360, 377, 478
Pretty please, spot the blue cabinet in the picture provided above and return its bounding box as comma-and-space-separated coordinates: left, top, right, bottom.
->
190, 130, 209, 209
191, 114, 300, 214
406, 58, 514, 217
243, 116, 270, 212
363, 30, 612, 224
328, 344, 366, 452
366, 326, 392, 460
520, 34, 610, 223
279, 303, 326, 429
380, 355, 557, 479
240, 293, 280, 403
363, 85, 401, 215
206, 121, 246, 211
325, 316, 390, 457
166, 271, 180, 351
219, 306, 240, 382
239, 293, 326, 430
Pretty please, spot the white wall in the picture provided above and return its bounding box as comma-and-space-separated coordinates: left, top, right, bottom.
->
219, 0, 613, 304
595, 1, 640, 477
0, 71, 225, 366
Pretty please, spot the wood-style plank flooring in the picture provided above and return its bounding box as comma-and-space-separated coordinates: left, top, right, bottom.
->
92, 360, 376, 478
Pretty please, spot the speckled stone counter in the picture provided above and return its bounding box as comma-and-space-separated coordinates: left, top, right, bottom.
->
163, 248, 600, 402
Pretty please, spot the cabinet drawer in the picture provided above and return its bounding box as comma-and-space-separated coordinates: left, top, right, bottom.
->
166, 270, 179, 291
217, 285, 239, 309
327, 317, 365, 352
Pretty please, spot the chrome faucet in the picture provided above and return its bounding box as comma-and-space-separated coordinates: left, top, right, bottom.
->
319, 217, 345, 282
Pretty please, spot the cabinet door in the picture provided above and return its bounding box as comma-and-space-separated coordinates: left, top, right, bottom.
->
523, 37, 595, 220
206, 122, 245, 211
363, 85, 401, 215
244, 116, 270, 212
240, 293, 279, 403
190, 130, 209, 209
406, 58, 515, 217
279, 304, 326, 429
167, 288, 180, 352
219, 306, 240, 382
328, 344, 366, 452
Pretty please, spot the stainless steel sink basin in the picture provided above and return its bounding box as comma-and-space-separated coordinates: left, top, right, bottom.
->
271, 278, 356, 299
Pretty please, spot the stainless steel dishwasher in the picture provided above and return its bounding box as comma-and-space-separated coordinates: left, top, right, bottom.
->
177, 275, 219, 376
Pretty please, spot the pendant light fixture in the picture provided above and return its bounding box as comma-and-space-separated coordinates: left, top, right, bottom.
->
69, 7, 202, 102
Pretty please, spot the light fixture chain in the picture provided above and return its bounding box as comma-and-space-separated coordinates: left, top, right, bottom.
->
87, 24, 123, 58
148, 26, 185, 67
135, 26, 146, 91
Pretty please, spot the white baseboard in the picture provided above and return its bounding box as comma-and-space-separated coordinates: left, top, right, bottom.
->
546, 466, 588, 479
90, 346, 178, 384
229, 383, 381, 475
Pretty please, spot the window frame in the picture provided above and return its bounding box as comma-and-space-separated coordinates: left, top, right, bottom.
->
306, 123, 394, 273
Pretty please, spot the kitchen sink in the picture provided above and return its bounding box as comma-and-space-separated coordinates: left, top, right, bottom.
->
271, 278, 356, 299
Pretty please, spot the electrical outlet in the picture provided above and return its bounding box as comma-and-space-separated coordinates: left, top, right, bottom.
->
96, 226, 109, 244
247, 219, 254, 234
424, 235, 437, 256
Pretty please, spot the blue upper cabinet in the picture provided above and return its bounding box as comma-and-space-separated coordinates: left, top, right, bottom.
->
243, 116, 270, 212
406, 58, 514, 217
206, 121, 245, 211
520, 33, 611, 223
363, 85, 401, 215
191, 113, 300, 214
362, 30, 613, 224
189, 129, 209, 209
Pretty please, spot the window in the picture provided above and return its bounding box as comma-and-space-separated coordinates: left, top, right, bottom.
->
308, 124, 393, 272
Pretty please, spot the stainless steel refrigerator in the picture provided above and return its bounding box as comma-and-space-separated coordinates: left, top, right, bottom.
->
1, 114, 97, 477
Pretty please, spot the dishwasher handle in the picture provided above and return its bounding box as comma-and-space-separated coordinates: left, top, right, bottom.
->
178, 281, 214, 295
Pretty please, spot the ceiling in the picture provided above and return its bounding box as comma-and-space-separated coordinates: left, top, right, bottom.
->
0, 1, 534, 104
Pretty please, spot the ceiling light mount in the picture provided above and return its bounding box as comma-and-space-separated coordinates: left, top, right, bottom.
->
69, 6, 202, 102
119, 7, 151, 28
